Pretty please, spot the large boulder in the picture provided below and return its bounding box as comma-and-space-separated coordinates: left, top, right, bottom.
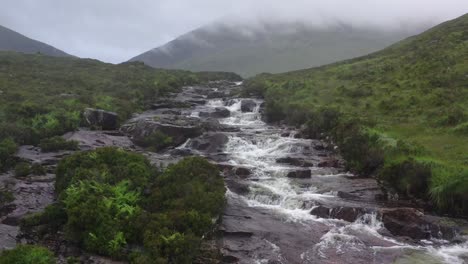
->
310, 205, 368, 222
380, 208, 431, 240
186, 133, 229, 153
83, 108, 119, 130
199, 107, 230, 118
286, 169, 311, 179
120, 115, 203, 147
240, 99, 257, 112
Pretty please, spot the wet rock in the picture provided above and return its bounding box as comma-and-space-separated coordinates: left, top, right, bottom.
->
313, 143, 327, 151
318, 157, 341, 168
224, 99, 237, 107
310, 206, 331, 219
226, 180, 250, 195
121, 116, 203, 147
240, 99, 257, 112
187, 133, 229, 153
235, 167, 251, 178
286, 169, 311, 179
380, 208, 430, 240
83, 108, 118, 130
337, 191, 361, 200
276, 157, 314, 167
310, 205, 368, 222
199, 107, 230, 118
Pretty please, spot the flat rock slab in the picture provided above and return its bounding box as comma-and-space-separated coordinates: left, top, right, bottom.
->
64, 130, 135, 150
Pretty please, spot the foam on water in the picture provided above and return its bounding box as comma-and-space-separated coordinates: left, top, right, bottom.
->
204, 98, 468, 263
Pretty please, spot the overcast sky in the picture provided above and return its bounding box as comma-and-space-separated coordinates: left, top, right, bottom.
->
1, 0, 467, 63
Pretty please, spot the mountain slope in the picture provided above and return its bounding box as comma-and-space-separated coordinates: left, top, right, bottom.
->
130, 22, 419, 77
244, 14, 468, 215
0, 25, 71, 57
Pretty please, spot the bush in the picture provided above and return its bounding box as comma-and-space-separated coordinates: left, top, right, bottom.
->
30, 163, 46, 175
0, 138, 17, 171
55, 147, 154, 196
379, 158, 431, 198
52, 149, 225, 262
0, 245, 55, 264
0, 190, 14, 206
138, 131, 173, 152
15, 162, 31, 177
39, 136, 79, 152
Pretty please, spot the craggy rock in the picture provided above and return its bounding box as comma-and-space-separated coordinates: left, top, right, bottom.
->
120, 115, 203, 147
226, 180, 250, 195
187, 133, 229, 153
310, 205, 368, 222
318, 157, 341, 168
240, 99, 257, 112
286, 169, 311, 179
235, 167, 252, 178
83, 108, 118, 130
337, 191, 361, 200
276, 157, 314, 167
199, 107, 230, 118
380, 208, 431, 240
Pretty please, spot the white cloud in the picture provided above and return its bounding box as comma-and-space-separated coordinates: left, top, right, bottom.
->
0, 0, 467, 62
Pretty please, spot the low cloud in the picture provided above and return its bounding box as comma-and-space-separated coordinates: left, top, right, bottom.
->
1, 0, 467, 63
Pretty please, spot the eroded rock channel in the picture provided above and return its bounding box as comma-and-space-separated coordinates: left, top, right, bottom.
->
1, 81, 467, 263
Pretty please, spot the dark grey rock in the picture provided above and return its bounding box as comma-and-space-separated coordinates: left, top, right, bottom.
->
83, 108, 118, 130
240, 99, 257, 112
286, 169, 311, 179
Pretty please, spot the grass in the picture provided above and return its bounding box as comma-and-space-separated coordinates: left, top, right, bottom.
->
244, 13, 468, 215
0, 51, 240, 171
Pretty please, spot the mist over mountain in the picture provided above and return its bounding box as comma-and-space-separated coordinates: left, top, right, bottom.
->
0, 25, 71, 57
129, 21, 424, 77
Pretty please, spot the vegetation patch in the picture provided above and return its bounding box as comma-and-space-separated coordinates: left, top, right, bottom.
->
23, 147, 225, 263
0, 52, 240, 173
244, 14, 468, 215
0, 245, 55, 264
39, 136, 79, 152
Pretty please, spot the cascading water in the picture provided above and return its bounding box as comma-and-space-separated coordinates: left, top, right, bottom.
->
183, 89, 467, 263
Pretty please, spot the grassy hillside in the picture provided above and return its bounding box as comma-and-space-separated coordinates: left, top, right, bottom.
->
0, 25, 71, 57
245, 14, 468, 215
0, 51, 240, 170
130, 22, 418, 77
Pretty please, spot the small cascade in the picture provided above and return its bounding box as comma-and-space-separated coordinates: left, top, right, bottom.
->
176, 87, 468, 264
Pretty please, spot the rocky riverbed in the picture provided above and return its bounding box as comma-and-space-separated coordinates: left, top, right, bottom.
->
0, 80, 467, 263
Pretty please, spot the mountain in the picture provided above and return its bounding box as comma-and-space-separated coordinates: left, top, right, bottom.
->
130, 21, 422, 77
0, 25, 71, 57
244, 14, 468, 215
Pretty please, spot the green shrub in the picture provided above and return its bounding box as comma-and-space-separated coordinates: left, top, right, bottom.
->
0, 137, 17, 171
0, 190, 14, 206
138, 131, 173, 152
55, 147, 154, 196
30, 163, 46, 175
39, 136, 79, 152
63, 180, 139, 257
14, 162, 31, 177
0, 245, 55, 264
